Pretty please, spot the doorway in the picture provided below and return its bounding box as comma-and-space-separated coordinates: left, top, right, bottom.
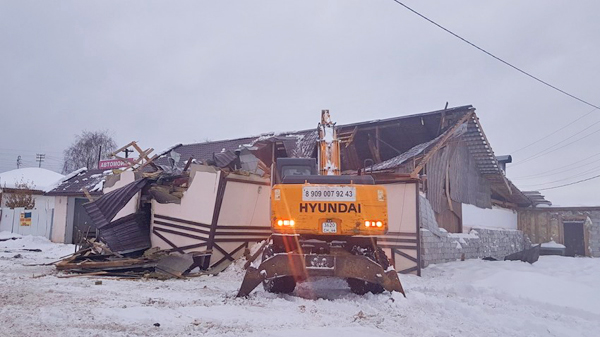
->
72, 198, 96, 244
563, 221, 585, 257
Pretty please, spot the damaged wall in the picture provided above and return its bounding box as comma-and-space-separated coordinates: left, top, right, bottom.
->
151, 166, 221, 252
425, 140, 494, 234
377, 181, 420, 275
420, 196, 529, 267
208, 175, 271, 269
150, 165, 271, 270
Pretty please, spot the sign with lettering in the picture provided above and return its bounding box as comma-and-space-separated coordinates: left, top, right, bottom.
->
299, 202, 362, 213
98, 159, 134, 170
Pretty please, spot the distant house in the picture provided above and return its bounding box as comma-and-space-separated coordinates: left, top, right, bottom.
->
0, 167, 64, 237
44, 168, 106, 243
0, 167, 64, 210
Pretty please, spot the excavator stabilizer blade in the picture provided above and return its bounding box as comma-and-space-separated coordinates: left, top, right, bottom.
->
236, 267, 263, 297
383, 269, 406, 297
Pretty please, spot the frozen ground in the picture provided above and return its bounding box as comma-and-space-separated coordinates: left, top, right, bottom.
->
1, 232, 600, 337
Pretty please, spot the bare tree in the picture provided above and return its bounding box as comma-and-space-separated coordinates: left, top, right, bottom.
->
62, 131, 117, 173
4, 179, 36, 209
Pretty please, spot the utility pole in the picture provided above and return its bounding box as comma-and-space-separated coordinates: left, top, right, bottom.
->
16, 155, 22, 169
36, 154, 45, 168
97, 145, 102, 169
122, 148, 134, 158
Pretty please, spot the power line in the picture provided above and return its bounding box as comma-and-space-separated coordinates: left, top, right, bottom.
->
0, 147, 63, 155
512, 126, 600, 166
538, 173, 600, 191
389, 0, 600, 111
519, 164, 600, 188
511, 154, 600, 180
511, 108, 598, 154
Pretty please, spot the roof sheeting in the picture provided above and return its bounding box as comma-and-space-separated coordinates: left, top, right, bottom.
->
83, 178, 149, 230
96, 211, 151, 254
172, 136, 258, 164
368, 122, 468, 172
464, 114, 504, 176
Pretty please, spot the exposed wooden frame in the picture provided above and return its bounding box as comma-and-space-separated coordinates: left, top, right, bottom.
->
411, 110, 475, 176
367, 134, 382, 163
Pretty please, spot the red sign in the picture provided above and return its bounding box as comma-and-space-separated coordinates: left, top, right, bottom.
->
98, 159, 134, 169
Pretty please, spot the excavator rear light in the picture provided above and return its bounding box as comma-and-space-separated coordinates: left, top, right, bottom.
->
364, 220, 384, 228
276, 219, 295, 227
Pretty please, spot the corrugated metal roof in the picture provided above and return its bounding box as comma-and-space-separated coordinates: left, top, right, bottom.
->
83, 178, 149, 229
465, 114, 504, 177
368, 122, 468, 172
522, 191, 552, 206
172, 136, 258, 164
369, 137, 437, 171
96, 211, 151, 254
149, 106, 530, 206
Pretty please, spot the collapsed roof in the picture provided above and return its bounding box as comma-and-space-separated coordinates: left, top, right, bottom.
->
45, 105, 546, 208
162, 105, 537, 207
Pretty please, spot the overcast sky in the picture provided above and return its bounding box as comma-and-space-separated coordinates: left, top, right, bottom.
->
1, 0, 599, 206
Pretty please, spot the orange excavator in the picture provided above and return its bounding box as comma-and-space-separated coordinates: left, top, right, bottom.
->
237, 110, 404, 297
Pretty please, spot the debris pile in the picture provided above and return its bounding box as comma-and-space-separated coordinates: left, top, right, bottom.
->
55, 239, 212, 279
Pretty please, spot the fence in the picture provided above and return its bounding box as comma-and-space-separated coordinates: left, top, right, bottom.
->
0, 207, 54, 239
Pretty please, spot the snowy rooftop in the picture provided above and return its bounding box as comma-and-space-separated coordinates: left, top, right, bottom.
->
0, 167, 64, 191
45, 168, 108, 195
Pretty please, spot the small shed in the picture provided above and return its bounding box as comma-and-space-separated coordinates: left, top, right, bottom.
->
518, 207, 600, 257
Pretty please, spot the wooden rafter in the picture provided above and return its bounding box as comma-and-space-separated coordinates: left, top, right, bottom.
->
367, 134, 382, 163
109, 141, 158, 171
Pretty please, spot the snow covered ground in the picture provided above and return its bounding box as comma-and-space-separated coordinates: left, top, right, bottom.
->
1, 232, 600, 337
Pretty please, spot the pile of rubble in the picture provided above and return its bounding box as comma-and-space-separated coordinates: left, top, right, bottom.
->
55, 238, 214, 279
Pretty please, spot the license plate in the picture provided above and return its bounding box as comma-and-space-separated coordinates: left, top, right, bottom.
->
322, 221, 337, 233
303, 186, 356, 201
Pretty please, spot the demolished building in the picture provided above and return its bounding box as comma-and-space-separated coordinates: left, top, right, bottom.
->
47, 105, 574, 275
